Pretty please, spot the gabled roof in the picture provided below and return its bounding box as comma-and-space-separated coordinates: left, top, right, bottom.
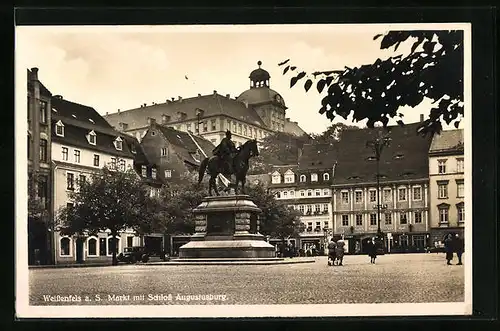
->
156, 125, 216, 167
52, 97, 113, 130
333, 122, 433, 186
122, 133, 150, 165
429, 129, 464, 154
284, 119, 308, 137
104, 93, 267, 131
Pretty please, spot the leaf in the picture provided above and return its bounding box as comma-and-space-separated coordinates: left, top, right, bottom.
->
317, 79, 326, 93
290, 66, 297, 71
373, 33, 383, 40
325, 76, 334, 87
278, 59, 290, 66
454, 121, 460, 128
304, 79, 313, 92
290, 72, 306, 88
394, 40, 402, 52
283, 66, 290, 75
396, 120, 405, 127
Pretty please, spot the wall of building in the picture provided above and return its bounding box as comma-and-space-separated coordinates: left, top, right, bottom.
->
428, 154, 465, 243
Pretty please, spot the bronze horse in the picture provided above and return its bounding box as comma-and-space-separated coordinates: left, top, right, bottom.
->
198, 139, 259, 196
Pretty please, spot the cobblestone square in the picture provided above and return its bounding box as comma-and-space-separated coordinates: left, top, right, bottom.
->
29, 253, 465, 305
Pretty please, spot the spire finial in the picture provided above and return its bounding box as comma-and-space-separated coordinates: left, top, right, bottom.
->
257, 60, 262, 68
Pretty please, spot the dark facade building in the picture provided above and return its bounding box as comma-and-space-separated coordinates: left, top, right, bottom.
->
27, 68, 53, 265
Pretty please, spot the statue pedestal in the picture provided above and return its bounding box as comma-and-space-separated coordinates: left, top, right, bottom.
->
179, 195, 276, 259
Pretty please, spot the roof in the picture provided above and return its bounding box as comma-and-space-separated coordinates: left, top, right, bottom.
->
298, 143, 338, 170
284, 119, 308, 137
429, 129, 464, 154
50, 97, 135, 158
52, 97, 113, 130
250, 68, 270, 81
247, 173, 271, 186
237, 87, 286, 107
122, 133, 150, 165
104, 93, 267, 131
333, 123, 433, 186
156, 125, 216, 166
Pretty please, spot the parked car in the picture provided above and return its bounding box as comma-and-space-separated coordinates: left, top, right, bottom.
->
117, 246, 149, 263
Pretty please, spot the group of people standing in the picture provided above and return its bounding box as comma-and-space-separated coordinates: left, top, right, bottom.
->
327, 238, 346, 266
444, 233, 464, 265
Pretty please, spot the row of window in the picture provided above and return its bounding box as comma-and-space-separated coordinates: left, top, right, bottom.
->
291, 204, 330, 216
59, 236, 131, 257
141, 166, 172, 179
339, 211, 423, 226
438, 204, 465, 224
437, 180, 464, 199
437, 158, 464, 174
275, 188, 331, 199
272, 172, 331, 184
340, 186, 422, 204
55, 121, 125, 151
60, 146, 128, 171
66, 172, 87, 191
303, 221, 329, 232
225, 120, 266, 139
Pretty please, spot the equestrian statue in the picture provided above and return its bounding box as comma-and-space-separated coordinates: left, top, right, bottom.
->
198, 130, 259, 196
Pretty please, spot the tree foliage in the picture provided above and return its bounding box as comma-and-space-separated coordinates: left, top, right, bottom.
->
56, 167, 159, 265
28, 171, 46, 220
309, 122, 359, 145
280, 30, 464, 135
245, 183, 303, 240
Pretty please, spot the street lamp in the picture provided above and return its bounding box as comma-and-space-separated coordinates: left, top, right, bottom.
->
366, 132, 391, 249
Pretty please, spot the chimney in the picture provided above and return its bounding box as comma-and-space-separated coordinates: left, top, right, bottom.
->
420, 114, 424, 122
198, 93, 201, 97
171, 97, 175, 102
285, 117, 290, 122
30, 67, 39, 80
105, 112, 109, 115
226, 94, 230, 98
117, 109, 120, 114
147, 117, 156, 126
161, 114, 171, 124
213, 90, 217, 95
298, 148, 303, 160
178, 96, 182, 102
53, 95, 63, 99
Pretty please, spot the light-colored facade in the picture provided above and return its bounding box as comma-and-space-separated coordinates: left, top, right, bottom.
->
104, 62, 305, 147
428, 129, 465, 246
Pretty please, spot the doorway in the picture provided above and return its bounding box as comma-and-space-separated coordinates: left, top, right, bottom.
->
75, 238, 84, 263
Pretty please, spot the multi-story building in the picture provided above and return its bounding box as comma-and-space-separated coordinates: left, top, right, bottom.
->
332, 122, 433, 254
428, 129, 465, 246
139, 119, 215, 183
27, 68, 53, 265
50, 94, 140, 264
103, 62, 306, 146
268, 144, 336, 252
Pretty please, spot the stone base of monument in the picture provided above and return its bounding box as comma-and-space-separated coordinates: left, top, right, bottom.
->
178, 195, 276, 259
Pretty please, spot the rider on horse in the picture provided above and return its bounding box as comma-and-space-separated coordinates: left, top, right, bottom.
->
212, 130, 239, 175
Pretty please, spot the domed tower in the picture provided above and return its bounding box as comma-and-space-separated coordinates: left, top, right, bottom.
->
237, 61, 287, 132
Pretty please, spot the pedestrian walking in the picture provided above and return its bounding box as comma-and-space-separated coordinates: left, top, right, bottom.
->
335, 239, 345, 266
444, 234, 454, 265
367, 237, 378, 264
327, 238, 336, 266
453, 234, 464, 265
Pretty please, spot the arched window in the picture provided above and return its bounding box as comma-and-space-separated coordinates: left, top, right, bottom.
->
87, 237, 98, 256
323, 173, 330, 181
107, 236, 120, 256
300, 175, 306, 182
60, 237, 71, 256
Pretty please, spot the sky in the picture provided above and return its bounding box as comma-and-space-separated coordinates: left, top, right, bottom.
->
16, 24, 465, 134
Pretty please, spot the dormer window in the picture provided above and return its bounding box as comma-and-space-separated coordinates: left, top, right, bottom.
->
152, 168, 157, 179
300, 175, 306, 182
55, 120, 64, 137
130, 144, 136, 154
284, 169, 295, 183
114, 137, 123, 151
271, 171, 281, 184
311, 173, 318, 182
323, 173, 330, 181
394, 154, 404, 160
87, 130, 96, 145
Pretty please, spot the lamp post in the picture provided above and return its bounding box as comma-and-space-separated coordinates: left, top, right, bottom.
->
195, 108, 203, 135
366, 133, 391, 249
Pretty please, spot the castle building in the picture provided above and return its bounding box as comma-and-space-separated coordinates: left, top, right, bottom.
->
103, 62, 306, 147
428, 129, 465, 246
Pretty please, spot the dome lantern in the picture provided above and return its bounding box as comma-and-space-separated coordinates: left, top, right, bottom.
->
249, 60, 270, 88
